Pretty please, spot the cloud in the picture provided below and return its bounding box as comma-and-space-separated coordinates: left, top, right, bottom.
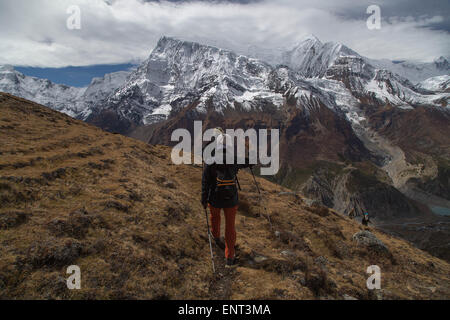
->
0, 0, 448, 67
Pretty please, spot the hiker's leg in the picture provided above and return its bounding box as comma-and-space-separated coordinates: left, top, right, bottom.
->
209, 204, 221, 239
224, 205, 238, 259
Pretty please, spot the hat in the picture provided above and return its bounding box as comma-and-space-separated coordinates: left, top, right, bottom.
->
212, 127, 224, 136
216, 133, 233, 150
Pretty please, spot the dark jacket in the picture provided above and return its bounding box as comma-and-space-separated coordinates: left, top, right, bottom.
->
202, 153, 252, 208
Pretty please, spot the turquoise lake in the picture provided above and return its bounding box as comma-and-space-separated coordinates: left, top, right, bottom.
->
431, 206, 450, 216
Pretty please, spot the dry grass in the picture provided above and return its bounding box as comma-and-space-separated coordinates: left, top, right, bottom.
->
0, 92, 449, 300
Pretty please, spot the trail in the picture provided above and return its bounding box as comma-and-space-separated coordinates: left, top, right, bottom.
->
208, 242, 238, 299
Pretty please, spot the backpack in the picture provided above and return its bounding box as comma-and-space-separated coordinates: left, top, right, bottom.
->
214, 164, 237, 201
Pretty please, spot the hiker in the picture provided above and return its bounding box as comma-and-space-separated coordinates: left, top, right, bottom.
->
362, 212, 371, 226
201, 131, 253, 268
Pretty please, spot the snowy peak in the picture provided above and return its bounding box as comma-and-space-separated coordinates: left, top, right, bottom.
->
80, 70, 132, 120
418, 75, 450, 93
91, 36, 448, 132
0, 65, 132, 120
152, 36, 223, 56
281, 35, 448, 84
83, 71, 131, 102
102, 36, 280, 125
0, 65, 15, 73
369, 57, 450, 83
282, 36, 360, 77
291, 34, 324, 52
364, 68, 450, 107
0, 65, 86, 117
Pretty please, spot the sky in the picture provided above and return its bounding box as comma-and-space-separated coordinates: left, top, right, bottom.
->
0, 0, 449, 86
14, 64, 137, 88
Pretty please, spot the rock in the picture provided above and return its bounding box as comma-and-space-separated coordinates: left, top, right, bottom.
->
280, 250, 296, 258
352, 230, 389, 254
254, 255, 268, 263
343, 294, 358, 300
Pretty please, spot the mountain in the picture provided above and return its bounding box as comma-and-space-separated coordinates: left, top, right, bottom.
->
83, 36, 448, 135
0, 65, 132, 120
325, 57, 449, 107
86, 36, 281, 133
0, 65, 85, 117
417, 75, 450, 93
281, 35, 360, 78
277, 35, 449, 84
1, 92, 449, 299
369, 56, 450, 84
79, 70, 132, 120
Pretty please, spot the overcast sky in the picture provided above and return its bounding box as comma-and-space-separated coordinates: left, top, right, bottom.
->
0, 0, 449, 68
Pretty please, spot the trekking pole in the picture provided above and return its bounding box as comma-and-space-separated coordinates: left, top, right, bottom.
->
249, 167, 273, 231
204, 207, 216, 274
201, 146, 215, 274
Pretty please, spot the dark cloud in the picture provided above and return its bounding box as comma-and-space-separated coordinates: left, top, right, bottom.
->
0, 0, 448, 67
334, 0, 450, 32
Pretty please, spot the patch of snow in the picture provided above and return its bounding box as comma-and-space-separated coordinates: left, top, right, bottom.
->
151, 104, 172, 116
417, 75, 450, 92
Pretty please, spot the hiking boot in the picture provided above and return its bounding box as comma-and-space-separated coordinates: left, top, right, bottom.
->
214, 237, 225, 250
225, 258, 236, 268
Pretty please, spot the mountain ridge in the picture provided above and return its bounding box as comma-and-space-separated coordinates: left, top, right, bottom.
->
1, 35, 448, 123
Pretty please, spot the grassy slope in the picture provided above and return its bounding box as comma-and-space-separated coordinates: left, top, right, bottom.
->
0, 92, 449, 300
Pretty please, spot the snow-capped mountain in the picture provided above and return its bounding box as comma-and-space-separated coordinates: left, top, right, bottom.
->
0, 65, 86, 117
278, 35, 449, 84
80, 70, 132, 119
93, 36, 283, 126
417, 75, 450, 92
1, 35, 447, 130
324, 56, 449, 108
81, 36, 448, 134
0, 65, 132, 119
281, 35, 360, 78
369, 56, 450, 84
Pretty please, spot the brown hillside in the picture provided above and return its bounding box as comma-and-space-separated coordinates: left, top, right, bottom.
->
0, 92, 449, 300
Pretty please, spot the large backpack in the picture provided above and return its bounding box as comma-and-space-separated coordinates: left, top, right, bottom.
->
213, 164, 237, 201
